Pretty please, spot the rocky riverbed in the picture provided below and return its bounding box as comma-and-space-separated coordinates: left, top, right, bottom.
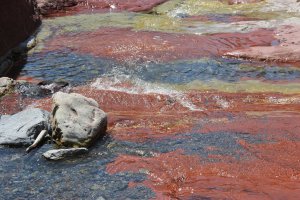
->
1, 0, 300, 199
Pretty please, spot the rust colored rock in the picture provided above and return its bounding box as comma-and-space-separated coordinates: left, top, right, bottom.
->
0, 0, 40, 58
46, 27, 275, 63
226, 25, 300, 63
40, 0, 168, 17
107, 148, 300, 199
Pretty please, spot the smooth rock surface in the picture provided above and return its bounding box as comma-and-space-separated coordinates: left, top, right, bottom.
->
0, 108, 50, 146
51, 92, 107, 147
0, 77, 15, 96
43, 148, 88, 160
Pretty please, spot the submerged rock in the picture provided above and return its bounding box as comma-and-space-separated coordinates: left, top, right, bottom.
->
43, 147, 88, 160
0, 77, 15, 96
51, 92, 107, 147
0, 108, 50, 146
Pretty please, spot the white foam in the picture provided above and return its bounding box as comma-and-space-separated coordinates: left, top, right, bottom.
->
90, 75, 204, 111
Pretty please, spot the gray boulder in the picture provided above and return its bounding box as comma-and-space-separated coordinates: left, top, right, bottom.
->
51, 92, 107, 147
0, 77, 15, 96
0, 108, 50, 146
43, 148, 88, 160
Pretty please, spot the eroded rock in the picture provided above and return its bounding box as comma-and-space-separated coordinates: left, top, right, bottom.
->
51, 92, 107, 147
0, 108, 50, 146
0, 77, 15, 96
43, 147, 88, 160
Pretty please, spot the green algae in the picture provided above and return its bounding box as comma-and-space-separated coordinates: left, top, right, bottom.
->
153, 0, 264, 16
153, 0, 300, 19
173, 79, 300, 94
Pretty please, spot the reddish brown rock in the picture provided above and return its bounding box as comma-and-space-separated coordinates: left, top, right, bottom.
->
45, 27, 276, 62
40, 0, 168, 17
226, 25, 300, 64
107, 147, 300, 199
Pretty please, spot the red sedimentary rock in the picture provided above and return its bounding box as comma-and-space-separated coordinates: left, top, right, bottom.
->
226, 25, 300, 64
39, 0, 168, 17
107, 147, 300, 199
45, 27, 276, 63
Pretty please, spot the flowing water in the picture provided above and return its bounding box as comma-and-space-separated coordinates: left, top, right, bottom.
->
1, 0, 300, 199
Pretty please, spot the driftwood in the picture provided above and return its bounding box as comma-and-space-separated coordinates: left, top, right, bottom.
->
26, 130, 48, 153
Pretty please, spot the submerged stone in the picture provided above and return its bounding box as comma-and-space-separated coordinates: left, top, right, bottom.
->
43, 147, 88, 160
51, 92, 107, 147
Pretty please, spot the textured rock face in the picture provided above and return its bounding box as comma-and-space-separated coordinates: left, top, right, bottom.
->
51, 92, 107, 147
0, 108, 50, 146
37, 0, 78, 15
0, 0, 40, 58
43, 148, 88, 160
0, 77, 15, 96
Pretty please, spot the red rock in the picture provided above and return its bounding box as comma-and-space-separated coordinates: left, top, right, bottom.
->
41, 0, 168, 17
45, 27, 276, 63
107, 147, 300, 199
226, 25, 300, 64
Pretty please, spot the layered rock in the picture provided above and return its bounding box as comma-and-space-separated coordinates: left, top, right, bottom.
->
226, 25, 300, 63
51, 92, 107, 147
0, 108, 50, 146
37, 0, 168, 16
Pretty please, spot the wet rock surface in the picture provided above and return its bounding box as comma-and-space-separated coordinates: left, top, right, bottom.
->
46, 27, 275, 63
0, 108, 50, 146
51, 92, 107, 147
1, 0, 300, 199
41, 0, 168, 16
226, 25, 300, 63
43, 147, 88, 160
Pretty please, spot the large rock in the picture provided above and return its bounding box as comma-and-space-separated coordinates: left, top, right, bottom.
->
43, 148, 88, 160
51, 92, 107, 147
0, 0, 40, 58
0, 77, 15, 96
0, 108, 50, 146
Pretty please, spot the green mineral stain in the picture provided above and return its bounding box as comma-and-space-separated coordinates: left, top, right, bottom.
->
173, 79, 300, 94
